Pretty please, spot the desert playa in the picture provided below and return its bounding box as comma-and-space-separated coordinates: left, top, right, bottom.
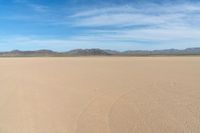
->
0, 57, 200, 133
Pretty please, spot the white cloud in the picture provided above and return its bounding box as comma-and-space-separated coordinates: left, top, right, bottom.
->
28, 4, 49, 13
70, 3, 200, 28
72, 13, 185, 27
1, 2, 200, 50
13, 0, 49, 13
65, 3, 200, 49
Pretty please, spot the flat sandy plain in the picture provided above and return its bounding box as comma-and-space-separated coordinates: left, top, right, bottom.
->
0, 57, 200, 133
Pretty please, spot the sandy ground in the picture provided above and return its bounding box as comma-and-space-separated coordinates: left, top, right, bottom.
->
0, 57, 200, 133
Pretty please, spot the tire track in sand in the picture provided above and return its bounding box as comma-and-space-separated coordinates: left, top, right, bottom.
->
76, 87, 134, 133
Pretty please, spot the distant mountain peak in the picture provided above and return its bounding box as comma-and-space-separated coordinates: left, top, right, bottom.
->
0, 47, 200, 57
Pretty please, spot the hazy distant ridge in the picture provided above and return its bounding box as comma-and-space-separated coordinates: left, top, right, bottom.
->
0, 48, 200, 57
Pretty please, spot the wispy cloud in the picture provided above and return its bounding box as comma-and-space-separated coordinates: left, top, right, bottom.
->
28, 4, 49, 13
13, 0, 49, 13
70, 3, 200, 28
65, 3, 200, 49
0, 1, 200, 50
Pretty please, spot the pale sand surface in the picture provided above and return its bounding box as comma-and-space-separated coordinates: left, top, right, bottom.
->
0, 57, 200, 133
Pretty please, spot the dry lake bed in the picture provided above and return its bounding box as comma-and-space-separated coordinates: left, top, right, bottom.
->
0, 57, 200, 133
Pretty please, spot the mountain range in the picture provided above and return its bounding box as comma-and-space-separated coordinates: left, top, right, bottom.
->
0, 48, 200, 57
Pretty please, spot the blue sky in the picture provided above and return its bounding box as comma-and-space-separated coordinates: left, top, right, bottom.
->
0, 0, 200, 51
